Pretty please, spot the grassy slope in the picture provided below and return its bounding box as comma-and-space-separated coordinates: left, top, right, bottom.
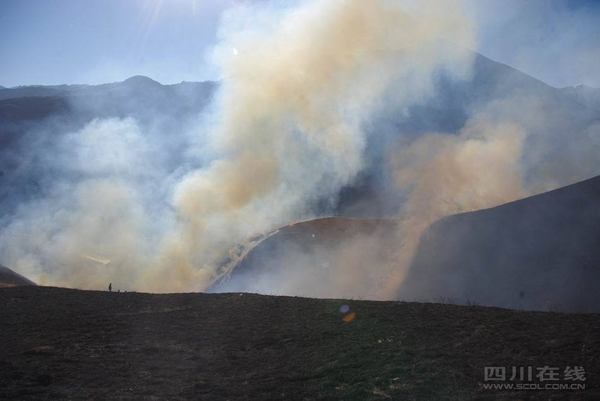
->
210, 217, 400, 293
1, 286, 598, 400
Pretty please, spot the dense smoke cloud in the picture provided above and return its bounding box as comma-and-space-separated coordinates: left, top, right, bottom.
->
162, 0, 476, 290
0, 118, 158, 289
2, 0, 598, 301
0, 0, 476, 291
214, 116, 533, 300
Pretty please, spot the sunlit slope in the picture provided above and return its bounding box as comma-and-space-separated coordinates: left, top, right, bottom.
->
208, 218, 400, 297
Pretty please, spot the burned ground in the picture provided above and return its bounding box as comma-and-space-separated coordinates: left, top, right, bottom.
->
1, 286, 598, 400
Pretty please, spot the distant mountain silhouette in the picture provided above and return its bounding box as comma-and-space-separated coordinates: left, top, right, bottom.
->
0, 76, 219, 214
399, 175, 600, 312
560, 84, 600, 112
122, 75, 162, 88
0, 76, 166, 102
0, 76, 218, 122
0, 83, 90, 101
0, 264, 36, 286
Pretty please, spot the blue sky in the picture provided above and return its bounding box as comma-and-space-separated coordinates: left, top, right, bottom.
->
464, 0, 600, 88
1, 0, 599, 88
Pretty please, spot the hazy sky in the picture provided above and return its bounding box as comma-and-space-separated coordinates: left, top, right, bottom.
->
1, 0, 599, 88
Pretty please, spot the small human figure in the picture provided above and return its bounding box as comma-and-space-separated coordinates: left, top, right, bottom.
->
117, 289, 120, 293
109, 283, 112, 292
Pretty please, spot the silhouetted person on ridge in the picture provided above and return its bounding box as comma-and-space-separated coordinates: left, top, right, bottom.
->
109, 283, 112, 292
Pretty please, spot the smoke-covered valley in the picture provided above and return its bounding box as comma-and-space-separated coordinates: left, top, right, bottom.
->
1, 0, 599, 312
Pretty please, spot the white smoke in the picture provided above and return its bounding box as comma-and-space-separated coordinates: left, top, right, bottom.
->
1, 0, 478, 292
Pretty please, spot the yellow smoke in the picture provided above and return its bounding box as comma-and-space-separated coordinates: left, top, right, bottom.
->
151, 0, 476, 291
1, 0, 478, 293
380, 116, 528, 297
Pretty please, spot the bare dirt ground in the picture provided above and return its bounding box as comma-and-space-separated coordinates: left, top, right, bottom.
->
1, 286, 598, 400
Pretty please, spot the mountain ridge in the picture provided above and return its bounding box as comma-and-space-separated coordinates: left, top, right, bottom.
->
0, 264, 36, 287
0, 75, 218, 102
560, 84, 600, 111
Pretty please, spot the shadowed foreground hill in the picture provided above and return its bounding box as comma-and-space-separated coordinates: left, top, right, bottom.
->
400, 175, 600, 313
0, 264, 36, 287
0, 286, 598, 399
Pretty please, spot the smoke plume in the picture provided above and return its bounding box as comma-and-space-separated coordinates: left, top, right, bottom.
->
0, 0, 476, 292
161, 0, 476, 291
4, 0, 598, 301
382, 116, 528, 298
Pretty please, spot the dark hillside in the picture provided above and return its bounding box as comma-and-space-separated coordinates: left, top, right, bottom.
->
0, 286, 598, 399
400, 175, 600, 312
0, 264, 36, 287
